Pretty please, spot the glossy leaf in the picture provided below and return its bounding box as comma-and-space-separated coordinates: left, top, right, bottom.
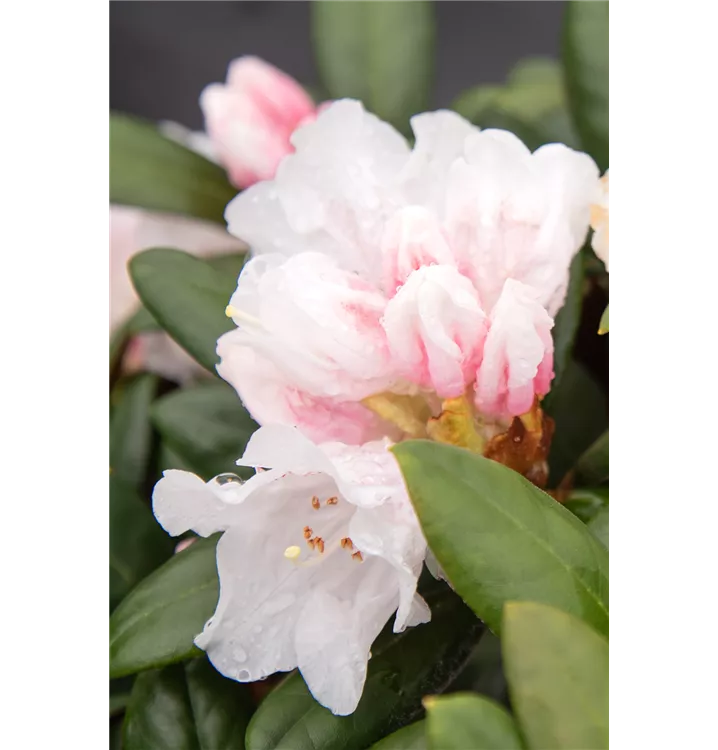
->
370, 721, 427, 750
129, 248, 239, 372
152, 380, 258, 480
452, 57, 579, 150
123, 659, 253, 750
110, 374, 159, 486
563, 1, 609, 170
392, 441, 609, 636
245, 586, 480, 750
312, 1, 434, 132
446, 631, 507, 706
110, 535, 220, 678
543, 359, 608, 486
503, 601, 608, 750
110, 476, 173, 611
110, 112, 236, 225
598, 303, 609, 334
563, 488, 609, 525
425, 693, 523, 750
574, 430, 609, 486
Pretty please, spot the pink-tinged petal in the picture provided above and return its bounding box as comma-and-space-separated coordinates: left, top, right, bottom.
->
444, 130, 599, 317
381, 206, 456, 295
474, 279, 555, 418
200, 56, 317, 188
216, 332, 392, 445
226, 56, 316, 131
225, 252, 396, 400
590, 169, 609, 271
381, 265, 488, 398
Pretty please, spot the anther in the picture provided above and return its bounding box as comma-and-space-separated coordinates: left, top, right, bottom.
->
352, 551, 363, 562
303, 526, 312, 539
340, 537, 353, 550
326, 496, 338, 505
311, 496, 320, 510
316, 537, 325, 554
307, 538, 316, 550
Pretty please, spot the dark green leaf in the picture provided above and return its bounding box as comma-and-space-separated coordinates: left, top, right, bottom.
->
563, 488, 608, 525
392, 442, 609, 637
452, 57, 579, 150
110, 717, 124, 750
245, 586, 480, 750
129, 248, 239, 373
551, 250, 585, 388
207, 252, 247, 279
563, 1, 609, 170
110, 374, 159, 486
503, 601, 608, 750
445, 631, 507, 706
544, 359, 608, 486
588, 507, 609, 549
425, 693, 523, 750
312, 1, 435, 132
370, 721, 427, 750
111, 112, 236, 225
110, 535, 220, 678
152, 380, 258, 480
123, 660, 253, 750
110, 476, 173, 611
573, 431, 609, 486
158, 441, 198, 474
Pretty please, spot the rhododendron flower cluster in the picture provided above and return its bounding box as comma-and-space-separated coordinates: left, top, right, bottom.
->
218, 100, 599, 445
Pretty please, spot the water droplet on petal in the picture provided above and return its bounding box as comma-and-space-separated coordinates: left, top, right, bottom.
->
214, 473, 244, 486
238, 669, 251, 680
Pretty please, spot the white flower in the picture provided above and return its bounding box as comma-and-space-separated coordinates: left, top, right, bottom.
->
218, 100, 598, 429
590, 169, 609, 271
152, 425, 429, 716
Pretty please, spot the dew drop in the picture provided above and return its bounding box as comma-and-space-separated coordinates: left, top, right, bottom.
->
238, 669, 251, 681
214, 473, 244, 486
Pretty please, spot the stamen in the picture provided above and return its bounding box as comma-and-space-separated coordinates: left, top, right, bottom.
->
284, 545, 301, 560
307, 538, 316, 550
340, 537, 353, 550
225, 305, 237, 318
303, 526, 312, 539
352, 551, 363, 562
311, 496, 320, 510
315, 537, 325, 554
326, 496, 338, 505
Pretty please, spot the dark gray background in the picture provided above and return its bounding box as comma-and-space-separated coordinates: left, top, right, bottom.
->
110, 1, 565, 128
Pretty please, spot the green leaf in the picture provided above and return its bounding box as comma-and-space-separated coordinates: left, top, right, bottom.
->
563, 488, 608, 525
110, 476, 174, 611
503, 601, 608, 750
123, 660, 253, 750
425, 693, 523, 750
588, 507, 609, 548
110, 535, 220, 678
152, 380, 258, 480
370, 721, 427, 750
392, 441, 609, 637
111, 112, 237, 225
452, 57, 579, 150
551, 250, 585, 388
129, 248, 240, 373
311, 1, 435, 132
563, 1, 609, 170
573, 430, 609, 486
445, 631, 507, 706
543, 359, 608, 486
245, 586, 480, 750
110, 374, 159, 486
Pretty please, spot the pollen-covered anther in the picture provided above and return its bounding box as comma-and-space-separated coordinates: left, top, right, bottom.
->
352, 551, 363, 562
311, 496, 321, 510
303, 526, 312, 539
326, 496, 338, 505
340, 537, 353, 550
307, 537, 317, 550
315, 537, 325, 554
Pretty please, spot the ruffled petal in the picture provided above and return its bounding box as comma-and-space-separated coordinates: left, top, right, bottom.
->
381, 265, 488, 397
